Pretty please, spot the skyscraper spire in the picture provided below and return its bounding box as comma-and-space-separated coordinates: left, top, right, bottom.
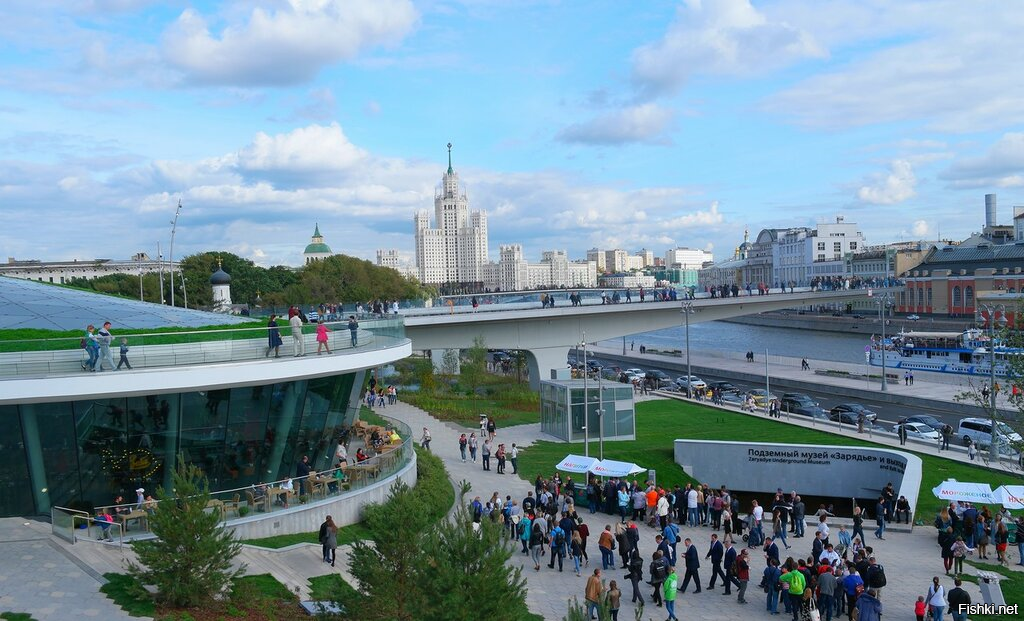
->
447, 142, 453, 175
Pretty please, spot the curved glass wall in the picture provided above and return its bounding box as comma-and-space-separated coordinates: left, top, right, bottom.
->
0, 370, 366, 517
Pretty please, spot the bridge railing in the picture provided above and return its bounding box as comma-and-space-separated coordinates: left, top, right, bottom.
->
0, 317, 405, 379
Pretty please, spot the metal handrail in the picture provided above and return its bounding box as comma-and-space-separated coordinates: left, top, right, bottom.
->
0, 317, 404, 350
72, 514, 124, 551
91, 416, 413, 519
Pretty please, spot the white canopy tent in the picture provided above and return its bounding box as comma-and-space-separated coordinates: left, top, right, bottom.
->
555, 455, 646, 478
590, 458, 647, 478
931, 480, 996, 504
555, 454, 599, 474
993, 485, 1024, 509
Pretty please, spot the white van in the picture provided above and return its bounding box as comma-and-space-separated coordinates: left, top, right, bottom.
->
957, 417, 1022, 451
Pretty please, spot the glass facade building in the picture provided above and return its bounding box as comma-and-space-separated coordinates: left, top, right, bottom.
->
0, 371, 365, 517
539, 379, 636, 443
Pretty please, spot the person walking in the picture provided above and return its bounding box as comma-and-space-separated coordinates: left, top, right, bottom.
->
468, 433, 478, 462
116, 337, 132, 370
607, 579, 621, 621
678, 538, 701, 593
585, 568, 605, 618
598, 525, 615, 570
925, 576, 946, 621
852, 506, 866, 544
510, 443, 519, 474
82, 324, 100, 371
735, 548, 750, 604
420, 427, 432, 452
315, 319, 331, 354
458, 433, 468, 462
95, 321, 116, 371
626, 548, 644, 605
529, 517, 545, 571
347, 315, 359, 347
706, 533, 726, 591
482, 438, 492, 471
496, 443, 506, 474
318, 515, 338, 565
265, 315, 283, 357
664, 566, 679, 620
874, 496, 886, 540
289, 311, 305, 356
947, 578, 970, 621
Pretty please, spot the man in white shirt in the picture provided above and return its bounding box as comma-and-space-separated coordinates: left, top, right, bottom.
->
289, 312, 305, 357
687, 488, 699, 527
510, 443, 519, 474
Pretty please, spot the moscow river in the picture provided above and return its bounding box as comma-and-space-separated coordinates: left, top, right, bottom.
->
600, 321, 870, 365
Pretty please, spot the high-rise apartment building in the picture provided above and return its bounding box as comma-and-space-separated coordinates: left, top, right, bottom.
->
414, 145, 489, 285
481, 245, 597, 291
664, 247, 713, 270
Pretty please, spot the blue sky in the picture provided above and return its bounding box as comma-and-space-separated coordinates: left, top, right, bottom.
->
2, 0, 1024, 268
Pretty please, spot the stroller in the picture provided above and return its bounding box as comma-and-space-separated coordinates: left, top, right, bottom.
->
743, 516, 763, 547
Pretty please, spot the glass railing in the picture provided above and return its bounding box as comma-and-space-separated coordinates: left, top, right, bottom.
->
87, 414, 413, 538
0, 317, 406, 379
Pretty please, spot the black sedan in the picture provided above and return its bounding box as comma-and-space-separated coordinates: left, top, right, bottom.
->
830, 403, 879, 424
780, 393, 830, 420
707, 380, 741, 394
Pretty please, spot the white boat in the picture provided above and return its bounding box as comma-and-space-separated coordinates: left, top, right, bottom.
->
867, 329, 1021, 377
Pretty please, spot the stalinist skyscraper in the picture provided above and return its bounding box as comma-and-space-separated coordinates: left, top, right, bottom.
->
414, 144, 489, 285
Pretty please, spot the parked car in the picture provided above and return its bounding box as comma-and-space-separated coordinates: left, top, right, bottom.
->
906, 314, 921, 320
957, 417, 1023, 450
624, 368, 644, 377
853, 314, 865, 319
780, 393, 830, 419
897, 415, 945, 432
644, 370, 673, 388
707, 381, 741, 395
891, 422, 940, 441
829, 403, 879, 424
746, 389, 777, 408
675, 375, 707, 391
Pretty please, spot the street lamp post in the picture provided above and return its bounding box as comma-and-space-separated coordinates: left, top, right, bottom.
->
597, 370, 605, 460
980, 304, 1007, 463
169, 199, 182, 307
157, 241, 164, 304
875, 292, 894, 391
682, 302, 695, 396
580, 331, 589, 457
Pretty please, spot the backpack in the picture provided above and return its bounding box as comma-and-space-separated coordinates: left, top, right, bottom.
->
867, 564, 886, 588
79, 338, 87, 349
555, 529, 566, 548
516, 521, 526, 537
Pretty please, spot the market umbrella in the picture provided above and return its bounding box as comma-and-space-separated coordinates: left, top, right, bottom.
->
931, 480, 995, 504
555, 454, 599, 474
993, 485, 1024, 509
590, 458, 646, 478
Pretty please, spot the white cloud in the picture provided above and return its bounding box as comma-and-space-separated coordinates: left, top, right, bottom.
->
162, 0, 418, 86
940, 132, 1024, 189
631, 0, 825, 97
857, 160, 916, 205
911, 220, 929, 237
236, 123, 367, 174
765, 2, 1024, 131
557, 103, 674, 145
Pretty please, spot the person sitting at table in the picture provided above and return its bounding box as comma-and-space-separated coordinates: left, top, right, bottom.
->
355, 448, 369, 463
330, 463, 346, 493
252, 482, 268, 504
142, 495, 157, 515
112, 495, 131, 517
279, 478, 294, 507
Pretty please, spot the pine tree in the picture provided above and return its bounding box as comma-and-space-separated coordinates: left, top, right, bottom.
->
127, 456, 244, 607
415, 486, 530, 621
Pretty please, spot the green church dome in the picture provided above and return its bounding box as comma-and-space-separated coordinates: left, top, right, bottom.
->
304, 242, 332, 254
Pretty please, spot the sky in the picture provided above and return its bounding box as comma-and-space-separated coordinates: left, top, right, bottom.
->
2, 0, 1024, 269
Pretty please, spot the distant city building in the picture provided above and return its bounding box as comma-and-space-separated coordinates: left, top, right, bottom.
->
303, 224, 334, 264
585, 248, 607, 272
1015, 209, 1024, 242
414, 145, 489, 286
598, 272, 657, 289
845, 242, 930, 286
0, 253, 175, 284
664, 247, 713, 270
481, 245, 596, 291
375, 249, 418, 279
636, 249, 655, 267
899, 244, 1024, 316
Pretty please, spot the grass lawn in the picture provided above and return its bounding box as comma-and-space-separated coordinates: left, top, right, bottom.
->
401, 378, 540, 428
516, 399, 1024, 517
0, 613, 39, 621
241, 522, 373, 549
0, 322, 269, 352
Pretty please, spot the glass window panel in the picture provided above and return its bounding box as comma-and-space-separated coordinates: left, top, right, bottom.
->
21, 401, 80, 511
0, 406, 33, 516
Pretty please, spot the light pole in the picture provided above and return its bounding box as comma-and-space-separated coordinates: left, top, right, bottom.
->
157, 241, 164, 304
874, 292, 894, 391
169, 199, 182, 307
596, 370, 605, 460
580, 332, 589, 457
980, 303, 1007, 463
682, 302, 695, 396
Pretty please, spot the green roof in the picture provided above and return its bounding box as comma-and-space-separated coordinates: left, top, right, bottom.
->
304, 243, 332, 254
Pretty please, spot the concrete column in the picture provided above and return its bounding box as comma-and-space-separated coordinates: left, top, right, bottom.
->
161, 395, 180, 492
19, 405, 51, 513
430, 349, 461, 374
525, 346, 571, 391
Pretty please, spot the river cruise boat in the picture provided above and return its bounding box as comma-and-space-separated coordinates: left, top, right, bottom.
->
867, 329, 1020, 377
